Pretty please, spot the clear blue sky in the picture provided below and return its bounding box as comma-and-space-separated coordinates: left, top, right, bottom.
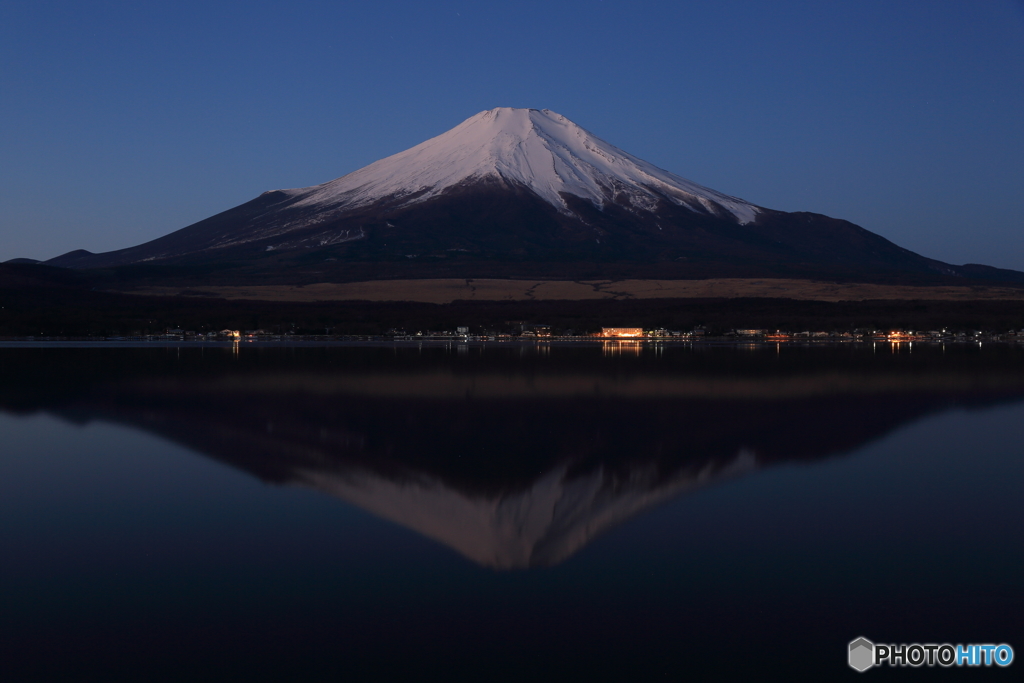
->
2, 0, 1022, 270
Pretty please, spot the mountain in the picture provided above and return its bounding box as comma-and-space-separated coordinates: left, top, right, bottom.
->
5, 345, 1024, 567
45, 108, 1024, 284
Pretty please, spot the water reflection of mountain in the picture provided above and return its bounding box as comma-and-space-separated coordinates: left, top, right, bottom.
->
4, 345, 1024, 568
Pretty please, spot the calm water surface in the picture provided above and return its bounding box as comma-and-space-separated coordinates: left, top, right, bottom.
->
1, 343, 1022, 680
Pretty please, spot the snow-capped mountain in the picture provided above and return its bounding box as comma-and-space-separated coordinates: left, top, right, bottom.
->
44, 107, 1022, 283
285, 107, 759, 225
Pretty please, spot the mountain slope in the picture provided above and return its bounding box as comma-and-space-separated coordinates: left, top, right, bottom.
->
45, 108, 1023, 284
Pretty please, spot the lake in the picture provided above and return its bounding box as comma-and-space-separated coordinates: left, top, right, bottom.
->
1, 342, 1022, 680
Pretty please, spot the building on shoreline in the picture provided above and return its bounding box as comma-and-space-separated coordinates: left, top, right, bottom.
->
601, 327, 644, 338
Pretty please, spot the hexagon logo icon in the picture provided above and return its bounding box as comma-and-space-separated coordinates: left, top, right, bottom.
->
849, 637, 875, 672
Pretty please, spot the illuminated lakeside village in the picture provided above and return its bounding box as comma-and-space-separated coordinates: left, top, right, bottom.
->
7, 325, 1022, 344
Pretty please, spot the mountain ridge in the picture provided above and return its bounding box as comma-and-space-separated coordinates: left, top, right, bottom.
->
41, 107, 1024, 285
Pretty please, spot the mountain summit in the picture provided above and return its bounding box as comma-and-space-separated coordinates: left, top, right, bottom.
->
45, 107, 1022, 284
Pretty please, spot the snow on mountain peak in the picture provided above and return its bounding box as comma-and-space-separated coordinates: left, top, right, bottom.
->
288, 107, 758, 225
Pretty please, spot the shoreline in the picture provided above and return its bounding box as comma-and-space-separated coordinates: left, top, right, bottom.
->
0, 336, 1018, 349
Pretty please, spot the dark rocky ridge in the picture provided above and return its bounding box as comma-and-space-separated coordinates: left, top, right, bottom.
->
38, 108, 1024, 286
42, 179, 1024, 285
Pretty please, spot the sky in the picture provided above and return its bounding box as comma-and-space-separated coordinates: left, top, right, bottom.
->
1, 0, 1022, 270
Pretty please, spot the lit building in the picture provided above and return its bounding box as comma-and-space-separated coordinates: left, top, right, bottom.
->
601, 327, 644, 338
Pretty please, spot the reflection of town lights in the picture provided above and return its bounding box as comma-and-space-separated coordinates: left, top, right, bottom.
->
601, 339, 643, 356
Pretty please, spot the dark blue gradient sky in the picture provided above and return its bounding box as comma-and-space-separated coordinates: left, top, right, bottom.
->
2, 1, 1022, 269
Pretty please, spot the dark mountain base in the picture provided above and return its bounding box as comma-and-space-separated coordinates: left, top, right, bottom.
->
93, 256, 1023, 288
41, 181, 1024, 286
